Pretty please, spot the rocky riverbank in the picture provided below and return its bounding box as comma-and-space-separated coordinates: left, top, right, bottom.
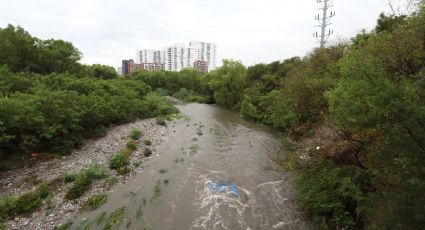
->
0, 118, 171, 230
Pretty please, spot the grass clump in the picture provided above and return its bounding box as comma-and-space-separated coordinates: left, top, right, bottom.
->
156, 116, 166, 126
143, 140, 152, 146
84, 194, 108, 210
62, 173, 76, 183
65, 164, 108, 200
126, 140, 137, 151
130, 129, 142, 140
104, 177, 118, 190
109, 150, 130, 175
0, 183, 52, 219
143, 148, 152, 157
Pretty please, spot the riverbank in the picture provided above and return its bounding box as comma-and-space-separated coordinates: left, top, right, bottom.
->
0, 118, 170, 230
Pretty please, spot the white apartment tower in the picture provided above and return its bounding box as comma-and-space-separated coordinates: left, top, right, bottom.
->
136, 49, 165, 64
164, 44, 195, 72
189, 41, 217, 71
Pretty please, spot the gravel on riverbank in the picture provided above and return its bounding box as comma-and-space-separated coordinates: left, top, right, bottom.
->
0, 118, 170, 230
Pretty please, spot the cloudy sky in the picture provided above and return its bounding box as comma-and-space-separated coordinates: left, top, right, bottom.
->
0, 0, 394, 68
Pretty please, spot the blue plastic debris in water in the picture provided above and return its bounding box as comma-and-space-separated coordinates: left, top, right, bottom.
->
208, 182, 240, 198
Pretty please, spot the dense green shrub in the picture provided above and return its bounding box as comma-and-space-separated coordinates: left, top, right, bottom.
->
0, 73, 177, 155
294, 159, 370, 229
0, 183, 52, 219
240, 96, 258, 120
173, 88, 208, 103
0, 27, 178, 156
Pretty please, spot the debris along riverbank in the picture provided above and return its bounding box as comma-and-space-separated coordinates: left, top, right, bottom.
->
0, 118, 170, 230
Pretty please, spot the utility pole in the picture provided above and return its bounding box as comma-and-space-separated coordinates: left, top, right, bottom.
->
314, 0, 335, 48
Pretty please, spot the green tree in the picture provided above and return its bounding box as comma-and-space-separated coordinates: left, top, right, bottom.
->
89, 64, 118, 79
208, 60, 246, 110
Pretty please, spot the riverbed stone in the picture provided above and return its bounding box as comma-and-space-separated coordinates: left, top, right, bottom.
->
0, 118, 170, 230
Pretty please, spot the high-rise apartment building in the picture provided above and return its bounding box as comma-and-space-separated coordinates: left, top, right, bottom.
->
189, 41, 217, 71
133, 41, 216, 72
164, 44, 193, 72
136, 49, 165, 64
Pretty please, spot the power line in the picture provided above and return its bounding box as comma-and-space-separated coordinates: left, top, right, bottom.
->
0, 16, 286, 33
0, 7, 283, 32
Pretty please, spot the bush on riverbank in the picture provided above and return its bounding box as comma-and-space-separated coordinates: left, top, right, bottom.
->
130, 129, 142, 140
65, 164, 108, 200
108, 150, 130, 175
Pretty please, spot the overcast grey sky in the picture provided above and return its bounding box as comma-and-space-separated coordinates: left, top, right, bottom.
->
0, 0, 393, 68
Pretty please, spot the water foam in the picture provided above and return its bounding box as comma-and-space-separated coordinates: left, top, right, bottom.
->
190, 175, 251, 230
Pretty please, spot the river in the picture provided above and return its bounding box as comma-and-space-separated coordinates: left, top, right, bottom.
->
68, 102, 312, 230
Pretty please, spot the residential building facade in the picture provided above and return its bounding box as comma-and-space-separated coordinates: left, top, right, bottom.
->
193, 60, 208, 74
189, 41, 217, 71
136, 49, 165, 64
127, 41, 216, 74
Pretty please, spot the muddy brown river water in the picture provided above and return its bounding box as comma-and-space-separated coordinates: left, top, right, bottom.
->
68, 102, 312, 230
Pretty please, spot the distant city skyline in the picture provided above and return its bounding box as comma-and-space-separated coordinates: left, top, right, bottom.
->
131, 41, 216, 72
0, 0, 396, 68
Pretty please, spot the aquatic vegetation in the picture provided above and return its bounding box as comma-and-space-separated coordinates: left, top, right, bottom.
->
150, 180, 162, 204
80, 218, 92, 230
136, 206, 143, 219
84, 194, 108, 210
95, 212, 107, 225
189, 144, 199, 155
103, 207, 126, 230
53, 221, 73, 230
142, 197, 147, 207
196, 129, 203, 136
